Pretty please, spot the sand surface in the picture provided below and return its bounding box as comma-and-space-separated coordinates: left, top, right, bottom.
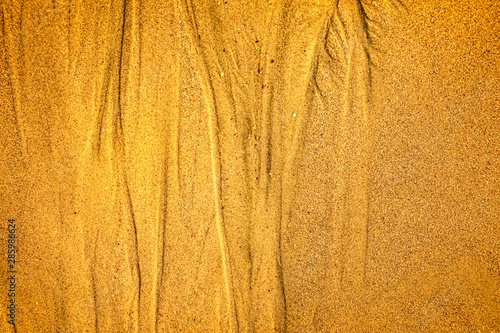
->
1, 0, 499, 332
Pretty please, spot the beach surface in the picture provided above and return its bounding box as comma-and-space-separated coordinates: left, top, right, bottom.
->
1, 0, 499, 331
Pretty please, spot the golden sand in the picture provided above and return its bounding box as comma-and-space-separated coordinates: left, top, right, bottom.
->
1, 0, 499, 331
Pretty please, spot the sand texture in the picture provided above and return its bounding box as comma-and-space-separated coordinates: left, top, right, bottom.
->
1, 0, 499, 331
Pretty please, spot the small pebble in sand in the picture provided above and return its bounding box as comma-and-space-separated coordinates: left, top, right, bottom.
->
220, 72, 224, 77
292, 113, 296, 117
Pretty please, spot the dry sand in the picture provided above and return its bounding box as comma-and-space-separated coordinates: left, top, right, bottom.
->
1, 0, 499, 332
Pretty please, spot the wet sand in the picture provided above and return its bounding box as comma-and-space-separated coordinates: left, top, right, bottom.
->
1, 0, 499, 331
